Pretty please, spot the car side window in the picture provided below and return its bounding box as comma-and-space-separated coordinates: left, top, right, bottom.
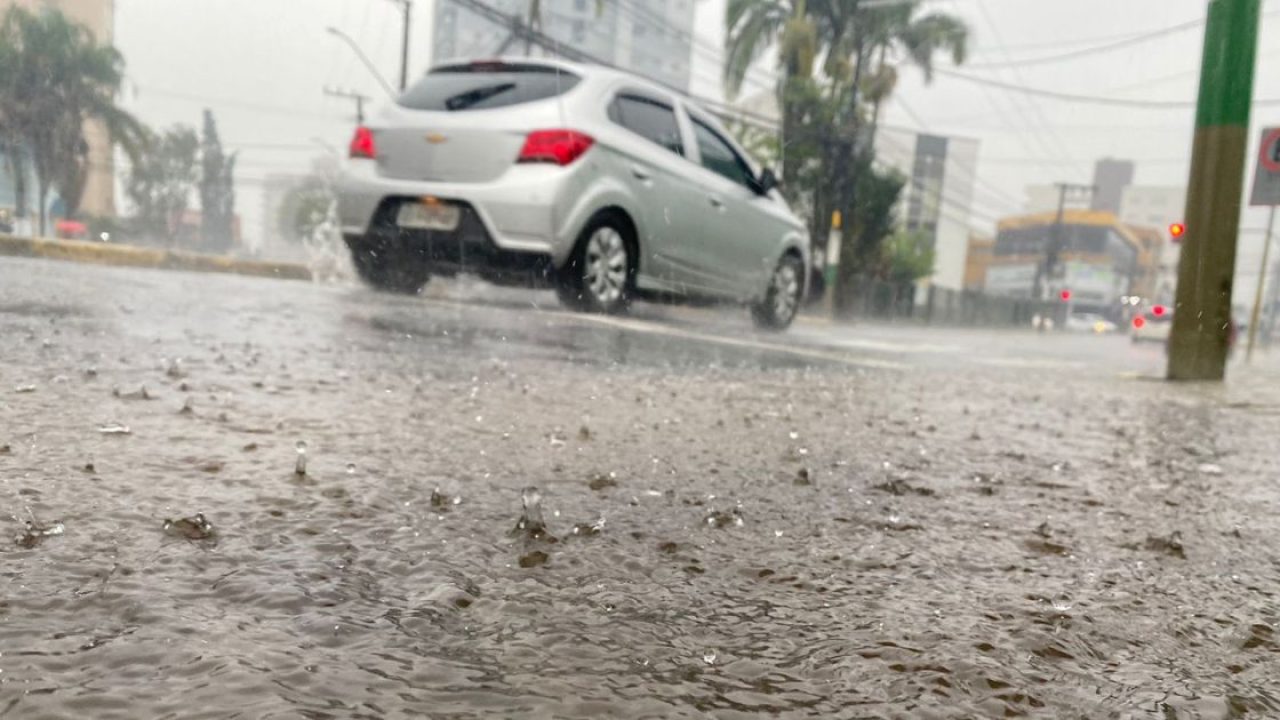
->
691, 118, 754, 189
607, 94, 684, 155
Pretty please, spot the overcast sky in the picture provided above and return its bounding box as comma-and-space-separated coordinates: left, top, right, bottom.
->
115, 0, 1280, 278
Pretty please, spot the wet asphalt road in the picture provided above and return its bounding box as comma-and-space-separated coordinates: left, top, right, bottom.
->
3, 258, 1280, 719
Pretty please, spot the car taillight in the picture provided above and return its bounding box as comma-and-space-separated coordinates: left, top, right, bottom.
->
1152, 304, 1167, 317
349, 126, 376, 159
1133, 316, 1146, 329
518, 130, 593, 166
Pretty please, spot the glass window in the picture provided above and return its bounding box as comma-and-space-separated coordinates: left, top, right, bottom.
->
692, 119, 754, 188
399, 64, 580, 112
607, 94, 683, 155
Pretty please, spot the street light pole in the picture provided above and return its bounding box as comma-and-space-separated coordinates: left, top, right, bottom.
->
325, 26, 396, 99
381, 0, 412, 91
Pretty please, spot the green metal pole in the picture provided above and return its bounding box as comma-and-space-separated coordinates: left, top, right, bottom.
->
1168, 0, 1261, 381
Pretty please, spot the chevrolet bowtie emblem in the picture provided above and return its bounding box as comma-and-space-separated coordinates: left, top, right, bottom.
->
425, 132, 448, 144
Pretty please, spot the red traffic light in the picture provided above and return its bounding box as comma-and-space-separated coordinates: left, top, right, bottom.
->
1133, 316, 1146, 329
1169, 223, 1186, 240
1059, 289, 1072, 302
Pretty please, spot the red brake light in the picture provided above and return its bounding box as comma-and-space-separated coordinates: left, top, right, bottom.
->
1059, 289, 1072, 302
1133, 316, 1146, 329
1152, 305, 1167, 317
518, 130, 594, 166
349, 126, 376, 159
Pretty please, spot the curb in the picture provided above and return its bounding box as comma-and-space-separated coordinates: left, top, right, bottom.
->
0, 234, 312, 282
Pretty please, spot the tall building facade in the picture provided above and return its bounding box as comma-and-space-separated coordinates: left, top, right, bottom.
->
433, 0, 696, 92
876, 126, 980, 291
1090, 158, 1135, 215
0, 0, 116, 225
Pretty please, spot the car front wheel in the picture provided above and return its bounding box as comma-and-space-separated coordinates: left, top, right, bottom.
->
752, 254, 804, 331
557, 214, 634, 313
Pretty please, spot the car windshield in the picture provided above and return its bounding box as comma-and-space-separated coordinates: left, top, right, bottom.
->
5, 1, 1280, 718
399, 64, 579, 111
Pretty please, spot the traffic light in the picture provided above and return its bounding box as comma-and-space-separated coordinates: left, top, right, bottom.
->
1060, 289, 1072, 302
1169, 222, 1186, 241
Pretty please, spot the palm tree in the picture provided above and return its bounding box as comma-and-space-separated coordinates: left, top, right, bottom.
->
0, 6, 145, 236
723, 0, 821, 193
815, 0, 967, 316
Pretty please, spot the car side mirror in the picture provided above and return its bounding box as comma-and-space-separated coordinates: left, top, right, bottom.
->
756, 167, 779, 195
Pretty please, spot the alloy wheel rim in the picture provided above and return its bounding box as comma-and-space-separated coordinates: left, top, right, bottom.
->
584, 227, 627, 305
772, 262, 800, 321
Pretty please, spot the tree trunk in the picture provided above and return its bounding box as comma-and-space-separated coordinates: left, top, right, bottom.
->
4, 144, 28, 221
36, 177, 49, 237
833, 34, 871, 319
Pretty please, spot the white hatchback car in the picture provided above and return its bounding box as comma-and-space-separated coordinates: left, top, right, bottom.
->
336, 58, 810, 329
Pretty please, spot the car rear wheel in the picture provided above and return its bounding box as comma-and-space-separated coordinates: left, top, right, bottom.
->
557, 214, 634, 314
752, 254, 804, 331
349, 241, 430, 294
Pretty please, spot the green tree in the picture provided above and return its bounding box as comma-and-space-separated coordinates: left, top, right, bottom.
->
0, 6, 144, 235
198, 109, 236, 252
882, 228, 934, 283
814, 1, 966, 316
124, 124, 198, 245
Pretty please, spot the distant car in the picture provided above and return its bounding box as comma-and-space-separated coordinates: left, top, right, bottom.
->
1131, 305, 1173, 343
336, 58, 810, 330
1065, 313, 1117, 334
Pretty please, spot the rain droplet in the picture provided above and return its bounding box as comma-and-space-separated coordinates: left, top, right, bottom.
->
702, 651, 717, 665
345, 463, 356, 474
1051, 594, 1073, 613
295, 441, 308, 475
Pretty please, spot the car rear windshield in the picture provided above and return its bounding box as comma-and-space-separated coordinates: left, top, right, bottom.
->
398, 64, 581, 112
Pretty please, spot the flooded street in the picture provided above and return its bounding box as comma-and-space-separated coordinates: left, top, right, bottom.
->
3, 259, 1280, 718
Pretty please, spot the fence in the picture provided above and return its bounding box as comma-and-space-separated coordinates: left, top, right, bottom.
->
833, 278, 1056, 328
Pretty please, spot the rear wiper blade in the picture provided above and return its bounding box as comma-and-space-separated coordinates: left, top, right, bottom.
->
445, 82, 516, 111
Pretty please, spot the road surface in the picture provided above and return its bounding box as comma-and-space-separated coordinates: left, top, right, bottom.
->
3, 258, 1279, 719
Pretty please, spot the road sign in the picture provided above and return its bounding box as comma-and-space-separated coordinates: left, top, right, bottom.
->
1250, 126, 1280, 206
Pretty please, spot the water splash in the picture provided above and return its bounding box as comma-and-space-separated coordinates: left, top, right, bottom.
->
295, 441, 308, 476
98, 423, 131, 435
511, 486, 555, 542
16, 520, 64, 549
163, 513, 215, 541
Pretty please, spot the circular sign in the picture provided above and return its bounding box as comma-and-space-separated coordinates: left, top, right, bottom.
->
1262, 128, 1280, 173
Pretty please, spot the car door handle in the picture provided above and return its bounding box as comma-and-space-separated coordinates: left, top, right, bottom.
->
708, 195, 723, 209
630, 165, 651, 181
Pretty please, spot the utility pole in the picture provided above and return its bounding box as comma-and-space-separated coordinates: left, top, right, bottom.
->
324, 87, 371, 123
1168, 0, 1261, 381
1032, 182, 1094, 304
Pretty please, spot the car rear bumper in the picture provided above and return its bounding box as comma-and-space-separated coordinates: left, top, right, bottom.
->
336, 160, 577, 262
344, 197, 555, 282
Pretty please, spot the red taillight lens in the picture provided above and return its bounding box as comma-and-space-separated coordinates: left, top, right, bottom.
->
1133, 316, 1146, 329
1152, 305, 1167, 317
518, 130, 594, 166
349, 126, 376, 159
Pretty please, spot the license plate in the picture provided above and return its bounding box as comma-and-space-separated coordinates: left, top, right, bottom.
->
397, 200, 460, 231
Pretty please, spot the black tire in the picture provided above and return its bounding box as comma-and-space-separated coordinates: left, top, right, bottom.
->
557, 212, 636, 314
752, 253, 805, 331
349, 241, 430, 294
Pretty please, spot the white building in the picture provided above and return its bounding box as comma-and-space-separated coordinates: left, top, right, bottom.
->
433, 0, 696, 92
877, 126, 980, 291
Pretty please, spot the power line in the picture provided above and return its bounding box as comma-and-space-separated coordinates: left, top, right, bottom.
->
937, 68, 1280, 109
961, 17, 1203, 70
